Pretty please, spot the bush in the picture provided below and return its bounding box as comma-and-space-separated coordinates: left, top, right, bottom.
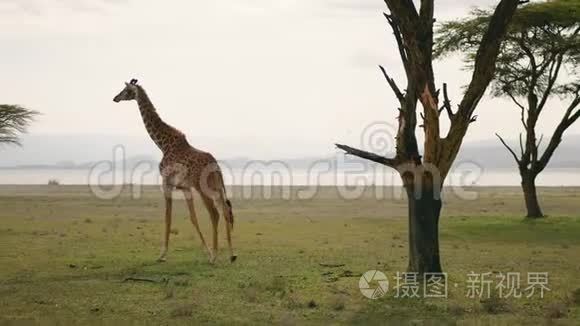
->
48, 179, 60, 186
545, 303, 568, 319
571, 288, 580, 305
480, 295, 510, 314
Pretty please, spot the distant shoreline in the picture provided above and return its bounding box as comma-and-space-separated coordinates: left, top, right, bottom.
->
1, 167, 579, 187
1, 184, 579, 189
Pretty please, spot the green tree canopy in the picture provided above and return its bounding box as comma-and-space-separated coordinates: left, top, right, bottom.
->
435, 0, 580, 218
436, 0, 580, 98
0, 105, 39, 146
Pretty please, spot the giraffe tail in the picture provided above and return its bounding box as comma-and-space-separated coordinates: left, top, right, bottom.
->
224, 197, 234, 231
217, 173, 234, 231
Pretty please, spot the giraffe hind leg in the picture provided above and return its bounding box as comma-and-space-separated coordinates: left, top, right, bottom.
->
183, 189, 213, 263
201, 194, 219, 264
215, 194, 236, 263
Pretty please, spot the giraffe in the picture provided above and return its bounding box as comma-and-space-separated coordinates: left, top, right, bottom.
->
113, 79, 236, 264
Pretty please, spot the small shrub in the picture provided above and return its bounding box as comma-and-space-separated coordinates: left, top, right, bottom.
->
545, 303, 568, 319
307, 300, 318, 309
279, 313, 296, 326
447, 303, 465, 316
331, 296, 346, 311
48, 179, 60, 186
170, 304, 194, 318
285, 295, 303, 309
480, 295, 510, 314
266, 276, 286, 296
173, 278, 190, 287
163, 285, 174, 300
243, 287, 259, 303
571, 288, 580, 305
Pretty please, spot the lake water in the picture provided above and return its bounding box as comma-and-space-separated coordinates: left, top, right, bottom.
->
1, 167, 579, 186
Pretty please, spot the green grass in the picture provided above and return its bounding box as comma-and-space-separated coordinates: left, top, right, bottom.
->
0, 185, 579, 325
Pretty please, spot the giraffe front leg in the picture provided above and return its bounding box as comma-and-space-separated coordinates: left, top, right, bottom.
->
158, 183, 173, 262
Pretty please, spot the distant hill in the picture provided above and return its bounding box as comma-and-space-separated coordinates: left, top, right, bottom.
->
0, 133, 578, 170
456, 134, 580, 169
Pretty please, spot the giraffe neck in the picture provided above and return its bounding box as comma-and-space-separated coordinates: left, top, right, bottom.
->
135, 86, 182, 152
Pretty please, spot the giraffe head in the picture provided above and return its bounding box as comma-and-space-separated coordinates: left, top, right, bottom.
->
113, 79, 139, 102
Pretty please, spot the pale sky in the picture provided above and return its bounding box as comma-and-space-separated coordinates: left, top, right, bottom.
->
1, 0, 578, 159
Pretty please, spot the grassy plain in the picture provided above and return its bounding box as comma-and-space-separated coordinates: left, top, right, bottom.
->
0, 185, 579, 325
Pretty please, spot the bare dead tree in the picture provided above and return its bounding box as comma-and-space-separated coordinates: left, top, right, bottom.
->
336, 0, 522, 275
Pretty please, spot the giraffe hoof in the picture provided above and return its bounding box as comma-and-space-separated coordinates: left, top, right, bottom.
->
156, 256, 167, 263
230, 255, 237, 263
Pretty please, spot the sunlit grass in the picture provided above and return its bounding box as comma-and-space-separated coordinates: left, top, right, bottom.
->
0, 186, 579, 325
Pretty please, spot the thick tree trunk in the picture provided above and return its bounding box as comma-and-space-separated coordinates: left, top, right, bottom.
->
405, 183, 443, 276
521, 172, 544, 219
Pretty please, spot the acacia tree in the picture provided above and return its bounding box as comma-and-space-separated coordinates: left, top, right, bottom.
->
336, 0, 522, 275
0, 105, 39, 146
436, 0, 580, 218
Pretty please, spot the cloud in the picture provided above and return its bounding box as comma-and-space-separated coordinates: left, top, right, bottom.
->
0, 0, 129, 15
323, 0, 502, 18
350, 50, 401, 70
325, 0, 383, 13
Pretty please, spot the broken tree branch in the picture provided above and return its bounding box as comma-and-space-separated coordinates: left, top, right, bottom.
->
319, 263, 346, 268
441, 83, 453, 120
383, 13, 411, 75
519, 133, 525, 157
496, 133, 521, 164
537, 96, 580, 171
122, 276, 168, 284
536, 134, 544, 149
419, 85, 441, 163
379, 65, 405, 103
335, 144, 398, 168
506, 91, 528, 128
